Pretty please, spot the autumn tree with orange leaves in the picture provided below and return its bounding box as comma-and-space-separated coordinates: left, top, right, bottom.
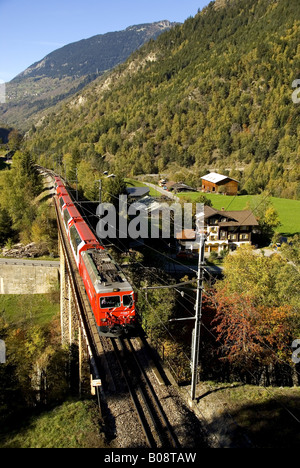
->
210, 245, 300, 384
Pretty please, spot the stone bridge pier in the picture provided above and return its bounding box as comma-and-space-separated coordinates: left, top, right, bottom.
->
59, 241, 91, 396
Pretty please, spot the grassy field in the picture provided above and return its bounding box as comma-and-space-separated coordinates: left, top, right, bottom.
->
0, 293, 59, 328
124, 177, 300, 236
0, 400, 108, 448
178, 192, 300, 236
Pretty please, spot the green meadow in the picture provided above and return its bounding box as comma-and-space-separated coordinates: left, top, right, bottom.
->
178, 193, 300, 236
125, 177, 300, 236
0, 294, 59, 328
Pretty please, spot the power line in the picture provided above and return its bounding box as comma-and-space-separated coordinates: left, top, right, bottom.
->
60, 168, 300, 373
48, 166, 300, 436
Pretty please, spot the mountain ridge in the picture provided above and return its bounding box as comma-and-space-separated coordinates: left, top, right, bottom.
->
13, 20, 177, 82
0, 21, 178, 130
24, 0, 300, 200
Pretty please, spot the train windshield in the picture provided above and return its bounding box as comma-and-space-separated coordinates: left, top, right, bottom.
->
123, 295, 133, 307
100, 296, 121, 309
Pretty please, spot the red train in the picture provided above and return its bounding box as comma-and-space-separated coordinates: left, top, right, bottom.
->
54, 176, 136, 337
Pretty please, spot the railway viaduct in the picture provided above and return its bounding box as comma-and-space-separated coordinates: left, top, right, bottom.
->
40, 168, 104, 398
55, 192, 104, 400
0, 250, 97, 397
0, 169, 104, 400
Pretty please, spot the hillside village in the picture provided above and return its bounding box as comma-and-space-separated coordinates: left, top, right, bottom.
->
124, 169, 285, 259
0, 0, 299, 451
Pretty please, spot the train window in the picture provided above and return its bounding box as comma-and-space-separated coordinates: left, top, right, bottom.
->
70, 225, 82, 253
123, 295, 133, 307
59, 197, 65, 210
100, 296, 121, 309
63, 210, 71, 229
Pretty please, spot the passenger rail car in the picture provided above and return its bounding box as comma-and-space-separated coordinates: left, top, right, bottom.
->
54, 176, 136, 337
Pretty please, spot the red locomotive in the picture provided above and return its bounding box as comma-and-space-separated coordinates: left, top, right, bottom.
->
55, 176, 136, 337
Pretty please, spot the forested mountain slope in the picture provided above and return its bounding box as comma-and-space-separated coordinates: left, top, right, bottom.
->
0, 21, 176, 130
26, 0, 300, 199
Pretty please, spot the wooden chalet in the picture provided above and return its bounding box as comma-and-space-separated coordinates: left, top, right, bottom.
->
201, 172, 239, 196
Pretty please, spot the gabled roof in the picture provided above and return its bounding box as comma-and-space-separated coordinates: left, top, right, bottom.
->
133, 196, 164, 213
218, 210, 258, 226
201, 206, 258, 226
201, 172, 239, 184
169, 182, 197, 191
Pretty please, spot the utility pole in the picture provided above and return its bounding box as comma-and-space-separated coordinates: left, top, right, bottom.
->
75, 168, 78, 201
190, 231, 206, 401
98, 179, 102, 205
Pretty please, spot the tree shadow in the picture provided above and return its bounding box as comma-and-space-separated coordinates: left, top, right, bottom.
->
38, 193, 54, 204
208, 394, 300, 448
0, 158, 9, 171
196, 383, 245, 402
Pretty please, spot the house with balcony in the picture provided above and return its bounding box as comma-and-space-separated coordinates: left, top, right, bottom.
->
176, 206, 258, 256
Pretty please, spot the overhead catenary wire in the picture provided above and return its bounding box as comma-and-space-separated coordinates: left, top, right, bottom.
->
42, 165, 300, 437
77, 196, 300, 383
76, 191, 300, 420
51, 164, 300, 368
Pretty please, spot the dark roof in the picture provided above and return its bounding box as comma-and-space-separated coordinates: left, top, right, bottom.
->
169, 182, 197, 192
203, 206, 258, 226
126, 187, 150, 197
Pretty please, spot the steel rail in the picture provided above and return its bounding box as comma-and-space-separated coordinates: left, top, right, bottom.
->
110, 338, 156, 448
124, 337, 179, 449
41, 166, 180, 447
112, 336, 180, 449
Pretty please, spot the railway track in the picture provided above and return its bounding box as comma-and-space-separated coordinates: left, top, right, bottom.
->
41, 167, 105, 387
39, 166, 209, 449
111, 336, 180, 449
42, 167, 178, 447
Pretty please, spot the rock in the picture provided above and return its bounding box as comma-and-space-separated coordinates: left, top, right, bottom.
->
2, 242, 49, 259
